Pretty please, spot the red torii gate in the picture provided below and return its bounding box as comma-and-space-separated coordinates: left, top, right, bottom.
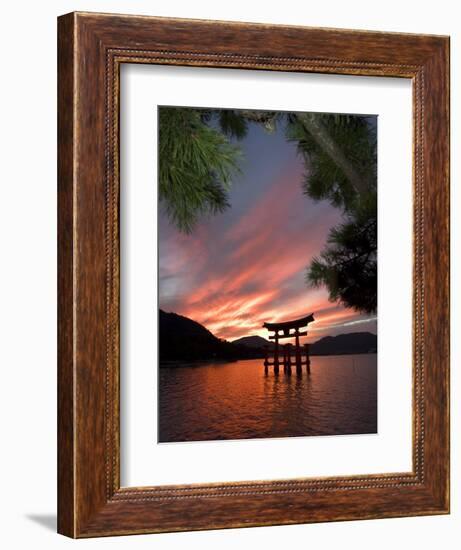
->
263, 313, 314, 375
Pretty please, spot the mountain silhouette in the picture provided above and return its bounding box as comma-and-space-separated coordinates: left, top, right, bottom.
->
160, 310, 230, 361
310, 332, 377, 355
159, 310, 377, 362
233, 330, 376, 356
231, 335, 273, 349
159, 310, 260, 362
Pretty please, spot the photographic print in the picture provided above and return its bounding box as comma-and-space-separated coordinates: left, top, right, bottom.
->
158, 106, 377, 443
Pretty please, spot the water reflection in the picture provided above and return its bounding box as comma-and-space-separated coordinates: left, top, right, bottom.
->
158, 354, 377, 443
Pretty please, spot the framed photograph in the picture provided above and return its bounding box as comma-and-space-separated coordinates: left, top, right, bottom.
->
58, 12, 450, 537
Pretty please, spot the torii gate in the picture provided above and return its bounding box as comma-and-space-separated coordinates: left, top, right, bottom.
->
263, 313, 314, 375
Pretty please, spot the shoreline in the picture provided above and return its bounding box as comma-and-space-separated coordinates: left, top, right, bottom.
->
160, 351, 377, 368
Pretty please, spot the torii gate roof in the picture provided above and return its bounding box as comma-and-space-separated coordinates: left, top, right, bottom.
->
263, 313, 315, 331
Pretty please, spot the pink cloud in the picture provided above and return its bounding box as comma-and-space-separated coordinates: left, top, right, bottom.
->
159, 150, 370, 341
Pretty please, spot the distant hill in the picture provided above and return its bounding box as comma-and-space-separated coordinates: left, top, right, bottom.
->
232, 330, 377, 356
232, 335, 273, 349
310, 332, 377, 355
159, 310, 377, 363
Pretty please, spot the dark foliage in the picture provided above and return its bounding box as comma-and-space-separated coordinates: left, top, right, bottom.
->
286, 113, 377, 211
308, 198, 377, 313
286, 113, 377, 313
158, 107, 241, 233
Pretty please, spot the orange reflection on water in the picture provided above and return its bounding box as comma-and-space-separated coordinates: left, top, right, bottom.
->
158, 354, 377, 442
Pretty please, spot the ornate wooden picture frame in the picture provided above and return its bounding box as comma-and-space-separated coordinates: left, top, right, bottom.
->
58, 12, 450, 537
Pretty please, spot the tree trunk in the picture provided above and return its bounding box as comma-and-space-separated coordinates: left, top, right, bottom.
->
297, 113, 370, 196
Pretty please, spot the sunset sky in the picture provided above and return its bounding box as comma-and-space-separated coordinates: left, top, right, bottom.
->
159, 114, 377, 343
